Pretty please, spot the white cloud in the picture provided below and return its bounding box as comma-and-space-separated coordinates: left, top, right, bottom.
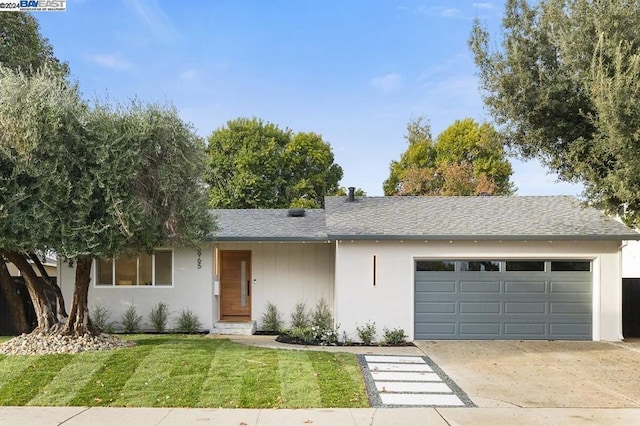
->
370, 73, 402, 94
87, 53, 131, 71
419, 6, 464, 19
130, 0, 180, 43
472, 2, 495, 9
441, 8, 462, 18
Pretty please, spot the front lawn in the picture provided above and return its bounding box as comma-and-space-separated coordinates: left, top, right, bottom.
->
0, 335, 368, 408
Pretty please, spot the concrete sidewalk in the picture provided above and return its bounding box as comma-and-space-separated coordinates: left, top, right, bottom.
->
2, 406, 640, 426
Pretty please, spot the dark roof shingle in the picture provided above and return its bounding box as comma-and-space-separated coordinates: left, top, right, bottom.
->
324, 195, 638, 240
208, 209, 327, 241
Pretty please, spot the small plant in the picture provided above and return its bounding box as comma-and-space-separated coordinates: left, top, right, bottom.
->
261, 301, 283, 332
290, 326, 316, 343
290, 302, 310, 329
382, 327, 408, 345
120, 303, 143, 333
311, 298, 333, 333
148, 302, 170, 333
176, 308, 202, 334
90, 301, 114, 333
309, 298, 338, 345
356, 321, 377, 345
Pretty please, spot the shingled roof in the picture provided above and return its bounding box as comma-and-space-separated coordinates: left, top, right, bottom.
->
207, 196, 638, 241
324, 195, 639, 240
209, 209, 327, 241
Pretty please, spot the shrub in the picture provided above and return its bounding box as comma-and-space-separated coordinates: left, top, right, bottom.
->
382, 327, 408, 345
290, 302, 310, 329
90, 301, 114, 333
311, 298, 333, 334
148, 302, 170, 333
120, 303, 143, 333
261, 301, 283, 332
315, 323, 339, 345
356, 321, 377, 345
309, 298, 338, 345
290, 326, 316, 343
176, 309, 202, 334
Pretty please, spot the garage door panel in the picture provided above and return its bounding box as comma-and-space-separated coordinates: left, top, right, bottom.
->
416, 301, 456, 313
550, 323, 591, 337
504, 302, 546, 314
460, 302, 500, 314
460, 281, 501, 293
550, 302, 591, 314
505, 323, 547, 336
550, 281, 591, 293
505, 281, 546, 293
415, 281, 456, 292
459, 323, 500, 336
415, 261, 592, 340
415, 322, 456, 335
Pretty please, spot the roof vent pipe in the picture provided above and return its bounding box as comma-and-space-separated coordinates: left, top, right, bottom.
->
288, 208, 305, 217
347, 187, 356, 202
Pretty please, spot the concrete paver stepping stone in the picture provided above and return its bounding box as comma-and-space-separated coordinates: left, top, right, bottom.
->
367, 362, 432, 372
358, 354, 476, 408
380, 393, 465, 406
371, 371, 442, 382
365, 355, 426, 364
375, 381, 452, 393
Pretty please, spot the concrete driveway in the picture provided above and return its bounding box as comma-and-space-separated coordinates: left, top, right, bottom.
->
414, 339, 640, 408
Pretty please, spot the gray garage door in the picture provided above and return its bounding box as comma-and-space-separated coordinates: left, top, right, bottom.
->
415, 260, 592, 340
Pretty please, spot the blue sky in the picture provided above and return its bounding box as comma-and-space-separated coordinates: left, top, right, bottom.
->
35, 0, 583, 196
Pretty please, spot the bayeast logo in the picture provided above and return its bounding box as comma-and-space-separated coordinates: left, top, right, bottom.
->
19, 0, 66, 11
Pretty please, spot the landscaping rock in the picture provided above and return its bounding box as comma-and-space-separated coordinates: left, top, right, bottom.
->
0, 332, 135, 355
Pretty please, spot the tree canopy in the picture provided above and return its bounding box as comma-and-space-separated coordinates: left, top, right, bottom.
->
206, 117, 343, 208
0, 65, 212, 334
0, 12, 68, 76
470, 0, 640, 225
383, 117, 514, 196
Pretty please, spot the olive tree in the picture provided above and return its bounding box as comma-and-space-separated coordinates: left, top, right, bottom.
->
470, 0, 640, 225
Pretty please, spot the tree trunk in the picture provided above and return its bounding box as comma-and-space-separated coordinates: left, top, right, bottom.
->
62, 256, 99, 336
5, 251, 57, 332
28, 252, 68, 320
0, 261, 30, 334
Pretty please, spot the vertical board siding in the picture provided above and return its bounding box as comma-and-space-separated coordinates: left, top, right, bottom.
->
215, 242, 335, 328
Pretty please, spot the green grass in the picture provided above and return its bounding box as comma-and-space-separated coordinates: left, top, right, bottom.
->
0, 335, 368, 408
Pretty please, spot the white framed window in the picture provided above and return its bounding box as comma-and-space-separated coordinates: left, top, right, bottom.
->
95, 250, 173, 286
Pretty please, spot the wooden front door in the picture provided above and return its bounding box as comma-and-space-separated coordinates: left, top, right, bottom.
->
220, 250, 251, 320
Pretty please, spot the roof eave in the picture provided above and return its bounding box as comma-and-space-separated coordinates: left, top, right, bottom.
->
327, 234, 640, 241
206, 236, 330, 242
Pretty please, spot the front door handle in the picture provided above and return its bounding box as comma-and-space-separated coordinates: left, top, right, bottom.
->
247, 280, 250, 296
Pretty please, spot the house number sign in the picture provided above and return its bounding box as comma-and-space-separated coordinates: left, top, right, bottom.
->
196, 248, 202, 269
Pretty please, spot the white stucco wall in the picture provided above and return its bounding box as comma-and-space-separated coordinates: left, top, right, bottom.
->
213, 242, 335, 329
334, 239, 624, 342
59, 245, 214, 331
622, 240, 640, 278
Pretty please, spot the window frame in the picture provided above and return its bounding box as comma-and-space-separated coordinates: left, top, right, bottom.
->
94, 249, 174, 287
550, 260, 592, 272
415, 259, 592, 273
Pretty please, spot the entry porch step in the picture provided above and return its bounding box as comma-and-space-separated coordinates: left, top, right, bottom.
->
210, 321, 256, 336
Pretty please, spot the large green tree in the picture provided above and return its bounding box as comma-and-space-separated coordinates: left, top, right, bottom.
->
470, 0, 640, 225
0, 12, 69, 334
0, 12, 68, 76
383, 117, 514, 196
206, 117, 343, 209
0, 66, 212, 335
